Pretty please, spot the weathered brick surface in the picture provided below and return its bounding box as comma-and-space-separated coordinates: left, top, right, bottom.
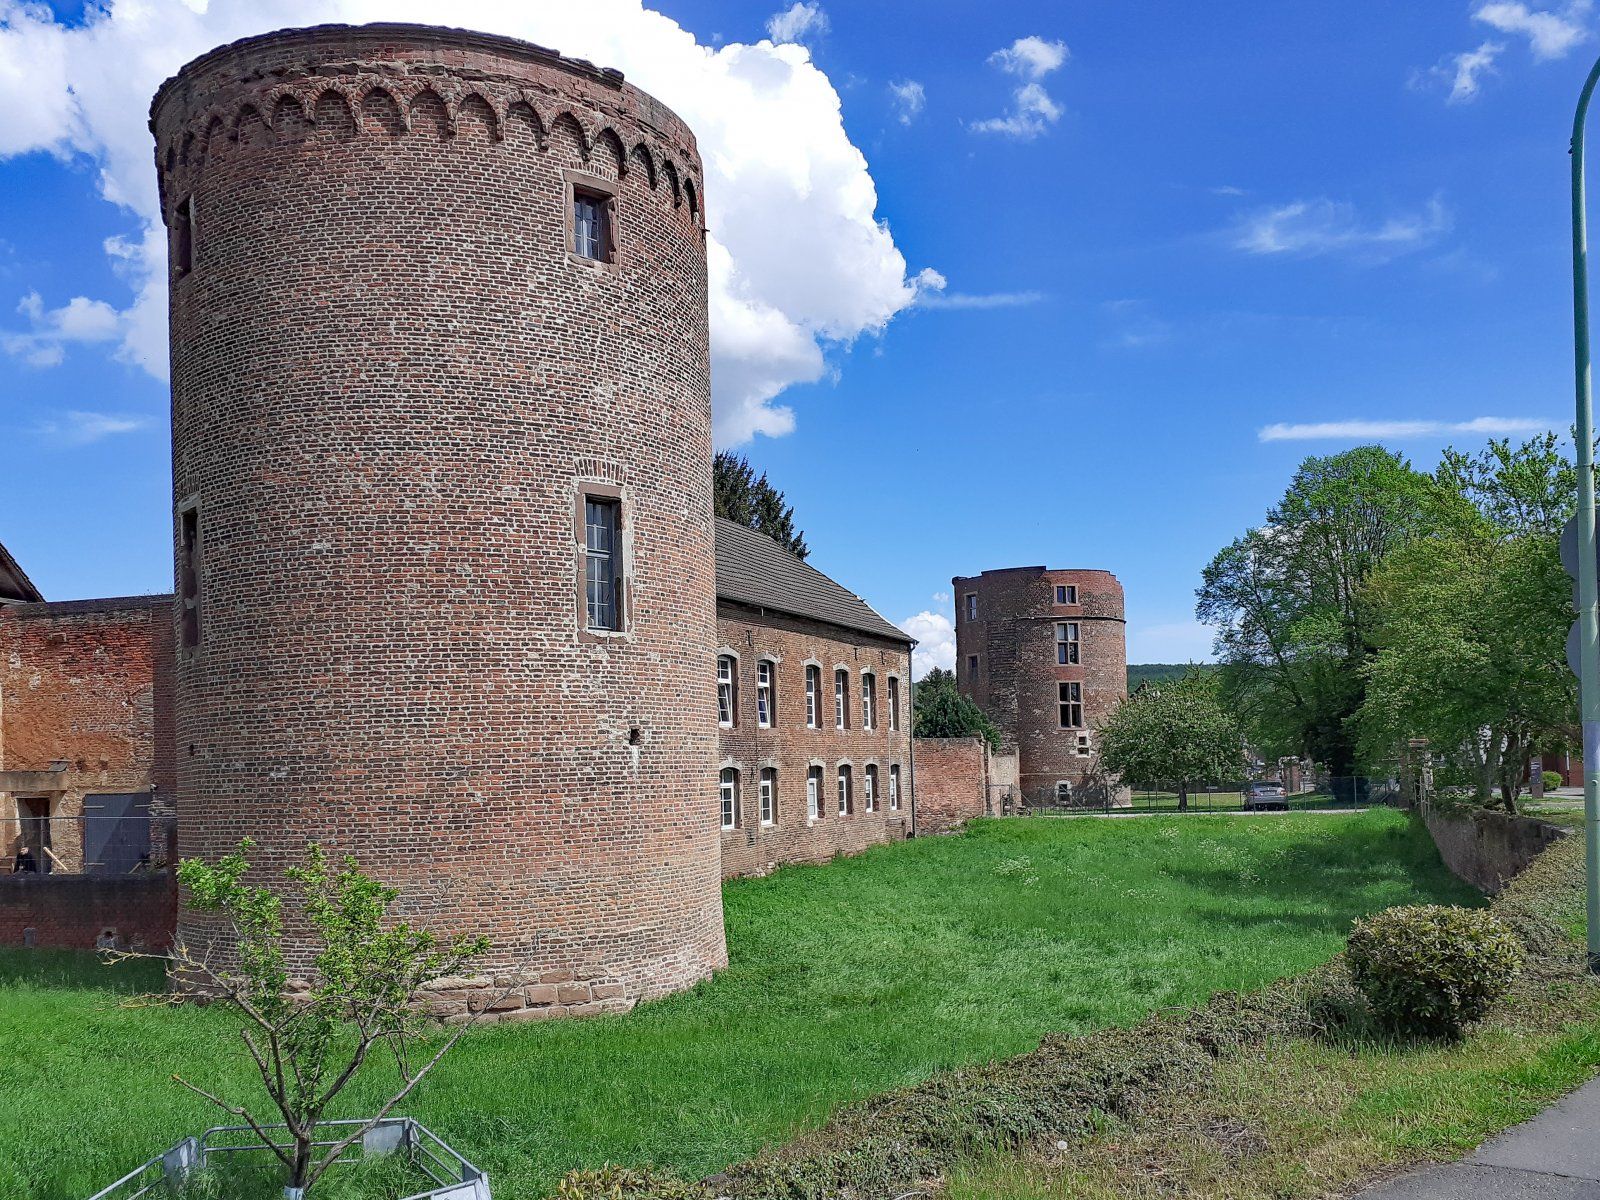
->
0, 873, 176, 951
952, 567, 1128, 808
0, 596, 176, 872
912, 737, 992, 834
716, 604, 912, 878
154, 24, 725, 1003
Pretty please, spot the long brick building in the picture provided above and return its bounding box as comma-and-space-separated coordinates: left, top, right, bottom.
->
952, 566, 1128, 809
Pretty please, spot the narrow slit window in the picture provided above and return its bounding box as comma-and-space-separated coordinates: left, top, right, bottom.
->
807, 766, 822, 820
720, 768, 740, 830
861, 672, 876, 731
864, 764, 878, 813
173, 196, 194, 278
889, 764, 901, 811
757, 661, 774, 728
834, 669, 849, 730
718, 655, 737, 728
805, 666, 821, 728
584, 497, 621, 631
888, 677, 901, 731
179, 506, 202, 649
967, 654, 980, 682
837, 765, 853, 816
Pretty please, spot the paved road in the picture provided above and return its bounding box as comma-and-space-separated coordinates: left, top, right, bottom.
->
1357, 1077, 1600, 1199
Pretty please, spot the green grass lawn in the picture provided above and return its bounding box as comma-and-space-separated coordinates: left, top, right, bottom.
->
0, 809, 1477, 1200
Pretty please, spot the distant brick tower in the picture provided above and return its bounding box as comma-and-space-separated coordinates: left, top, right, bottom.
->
952, 567, 1128, 808
152, 24, 726, 1012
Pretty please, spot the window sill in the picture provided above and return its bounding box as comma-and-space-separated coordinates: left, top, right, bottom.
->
566, 251, 619, 274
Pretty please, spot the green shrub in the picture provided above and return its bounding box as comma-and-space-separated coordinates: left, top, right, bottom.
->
557, 1165, 712, 1200
1543, 770, 1564, 793
1346, 905, 1522, 1039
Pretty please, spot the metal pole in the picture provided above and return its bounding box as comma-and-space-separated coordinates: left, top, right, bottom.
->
1570, 53, 1600, 970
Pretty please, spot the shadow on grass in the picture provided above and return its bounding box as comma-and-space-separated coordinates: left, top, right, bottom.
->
0, 946, 166, 995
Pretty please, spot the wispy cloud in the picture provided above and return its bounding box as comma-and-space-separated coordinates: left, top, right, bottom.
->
1475, 0, 1591, 58
888, 79, 926, 125
2, 291, 121, 367
1231, 196, 1452, 263
1421, 41, 1505, 102
765, 2, 828, 44
1211, 185, 1248, 197
35, 410, 152, 445
1259, 416, 1552, 442
1101, 299, 1172, 349
911, 267, 1046, 311
972, 35, 1069, 140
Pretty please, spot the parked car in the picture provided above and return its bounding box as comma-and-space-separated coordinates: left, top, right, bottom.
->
1242, 781, 1288, 812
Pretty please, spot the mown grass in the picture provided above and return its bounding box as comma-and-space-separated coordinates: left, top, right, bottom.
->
945, 828, 1600, 1200
0, 809, 1474, 1199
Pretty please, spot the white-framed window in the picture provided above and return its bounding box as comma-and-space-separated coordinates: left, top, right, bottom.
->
805, 665, 821, 729
757, 661, 774, 728
1055, 584, 1077, 605
1056, 622, 1080, 665
965, 593, 978, 621
835, 669, 849, 730
759, 767, 777, 826
967, 654, 979, 682
717, 655, 737, 728
888, 677, 901, 731
1056, 780, 1074, 805
837, 764, 853, 816
1058, 681, 1083, 728
861, 672, 876, 731
889, 763, 901, 811
807, 766, 822, 820
720, 767, 740, 830
864, 764, 879, 813
1077, 733, 1092, 757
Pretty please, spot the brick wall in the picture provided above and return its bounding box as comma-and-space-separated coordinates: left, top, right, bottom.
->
155, 25, 725, 1007
952, 567, 1128, 808
912, 737, 991, 834
716, 604, 913, 878
0, 872, 176, 951
0, 596, 175, 872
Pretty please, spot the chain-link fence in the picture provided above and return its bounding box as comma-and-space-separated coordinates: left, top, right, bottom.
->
1023, 776, 1401, 817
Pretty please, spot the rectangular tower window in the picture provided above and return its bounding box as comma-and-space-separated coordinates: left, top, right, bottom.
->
573, 190, 612, 261
717, 655, 737, 728
720, 767, 740, 830
173, 195, 194, 278
757, 661, 774, 727
1056, 622, 1080, 665
888, 677, 901, 731
965, 593, 977, 621
1055, 584, 1077, 604
807, 765, 822, 820
1058, 681, 1083, 728
889, 763, 901, 811
759, 768, 777, 826
805, 665, 821, 728
967, 654, 979, 682
179, 505, 202, 649
584, 497, 621, 631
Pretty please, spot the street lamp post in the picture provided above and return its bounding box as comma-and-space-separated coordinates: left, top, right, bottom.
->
1569, 53, 1600, 970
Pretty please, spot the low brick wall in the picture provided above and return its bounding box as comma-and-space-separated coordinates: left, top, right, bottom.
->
1421, 805, 1567, 895
914, 737, 991, 834
0, 872, 176, 950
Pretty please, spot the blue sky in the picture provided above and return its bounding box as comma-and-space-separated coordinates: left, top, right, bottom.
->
0, 0, 1585, 672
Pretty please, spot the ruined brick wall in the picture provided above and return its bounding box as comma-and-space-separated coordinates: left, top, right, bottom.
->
716, 604, 912, 878
0, 873, 176, 951
154, 23, 724, 1011
952, 567, 1128, 809
0, 596, 174, 872
912, 737, 990, 834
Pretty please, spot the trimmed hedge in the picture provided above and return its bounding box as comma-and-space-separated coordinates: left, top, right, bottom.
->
1346, 905, 1521, 1039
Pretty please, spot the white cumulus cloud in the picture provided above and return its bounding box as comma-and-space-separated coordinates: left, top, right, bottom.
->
0, 0, 922, 446
899, 610, 956, 679
1258, 416, 1553, 442
765, 2, 828, 45
3, 291, 122, 367
1231, 196, 1452, 262
972, 35, 1068, 140
888, 79, 925, 125
1474, 0, 1591, 58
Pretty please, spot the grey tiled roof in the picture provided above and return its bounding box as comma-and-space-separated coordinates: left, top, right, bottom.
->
714, 517, 911, 646
0, 540, 42, 604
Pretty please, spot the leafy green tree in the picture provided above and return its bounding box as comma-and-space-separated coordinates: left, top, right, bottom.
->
1198, 446, 1434, 781
1097, 671, 1245, 809
912, 667, 1001, 749
1361, 436, 1578, 811
145, 841, 491, 1196
714, 451, 809, 560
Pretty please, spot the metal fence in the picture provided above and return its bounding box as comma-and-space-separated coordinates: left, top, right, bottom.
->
6, 809, 175, 878
1024, 777, 1400, 817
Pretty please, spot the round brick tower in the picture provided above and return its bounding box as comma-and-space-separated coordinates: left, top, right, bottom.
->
151, 23, 726, 1012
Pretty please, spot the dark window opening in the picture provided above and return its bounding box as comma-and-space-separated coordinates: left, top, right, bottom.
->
1058, 681, 1083, 728
584, 497, 621, 631
173, 196, 194, 278
573, 190, 612, 261
180, 506, 202, 649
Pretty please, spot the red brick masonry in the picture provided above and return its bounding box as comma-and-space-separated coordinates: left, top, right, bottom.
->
912, 737, 992, 835
0, 873, 176, 952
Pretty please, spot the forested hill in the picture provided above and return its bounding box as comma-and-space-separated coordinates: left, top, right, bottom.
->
1127, 663, 1217, 692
